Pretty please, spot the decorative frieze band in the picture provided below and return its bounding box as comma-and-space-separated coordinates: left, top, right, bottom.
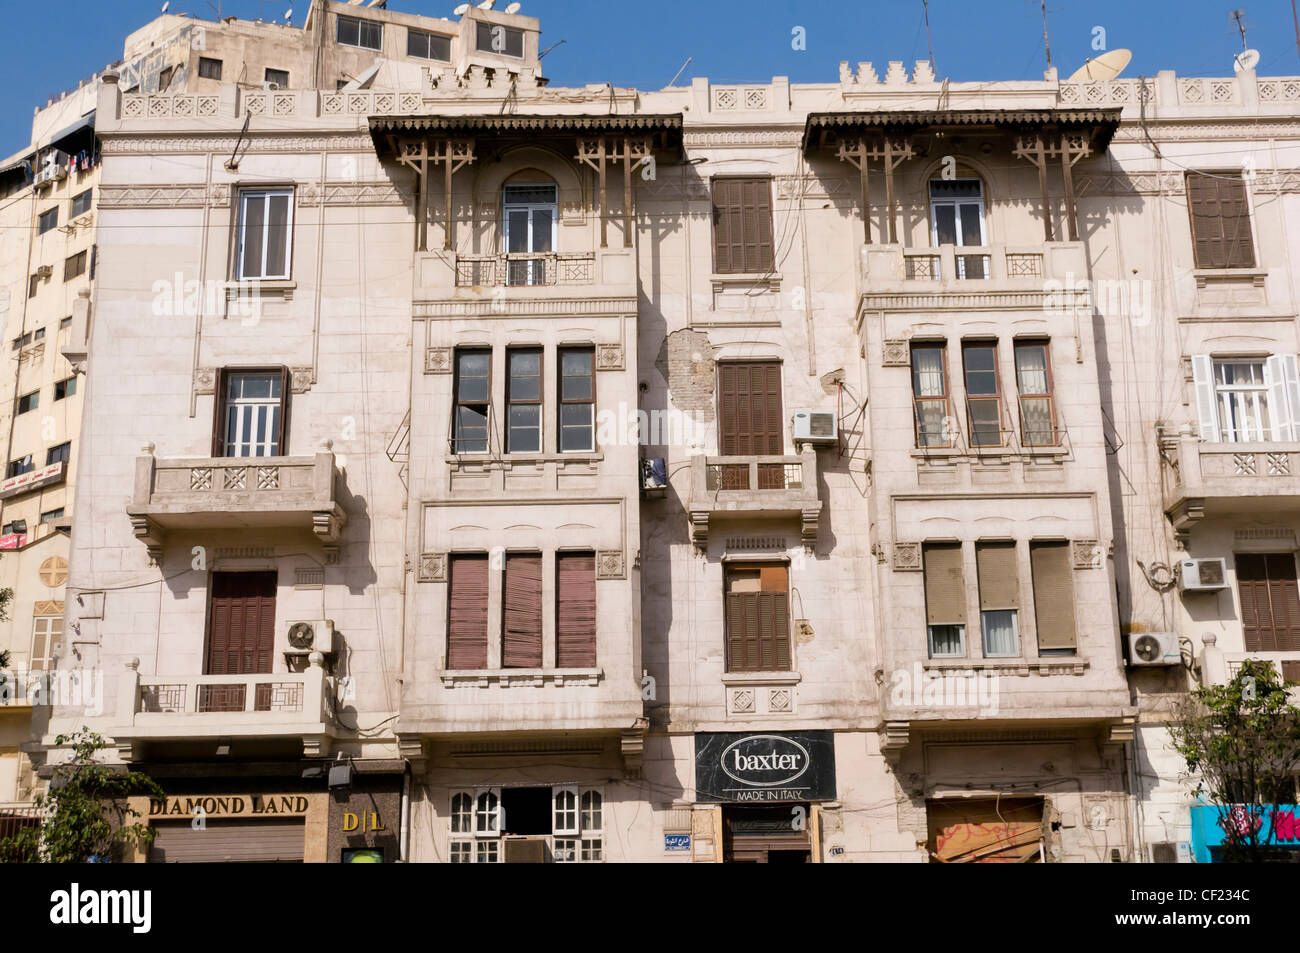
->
297, 181, 406, 208
100, 134, 376, 156
99, 183, 231, 209
414, 298, 638, 318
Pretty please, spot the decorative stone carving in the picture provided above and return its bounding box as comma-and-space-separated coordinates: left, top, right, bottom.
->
596, 550, 625, 580
768, 688, 792, 713
193, 366, 217, 395
1071, 539, 1104, 569
882, 339, 910, 366
288, 367, 314, 394
595, 343, 624, 371
418, 552, 447, 583
892, 541, 922, 571
425, 347, 453, 374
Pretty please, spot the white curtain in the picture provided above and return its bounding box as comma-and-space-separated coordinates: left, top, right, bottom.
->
982, 610, 1019, 657
914, 349, 947, 446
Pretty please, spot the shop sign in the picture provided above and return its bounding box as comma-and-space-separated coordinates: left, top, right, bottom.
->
0, 461, 64, 501
664, 834, 691, 852
148, 794, 310, 818
695, 730, 836, 803
0, 533, 24, 550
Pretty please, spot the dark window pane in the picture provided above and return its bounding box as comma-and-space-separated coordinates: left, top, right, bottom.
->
265, 194, 290, 277
958, 203, 984, 245
933, 205, 957, 245
964, 347, 997, 395
241, 195, 265, 278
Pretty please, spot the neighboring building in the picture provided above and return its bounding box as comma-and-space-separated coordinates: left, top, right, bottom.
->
25, 0, 1300, 862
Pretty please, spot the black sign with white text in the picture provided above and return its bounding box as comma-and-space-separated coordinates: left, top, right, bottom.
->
694, 730, 836, 803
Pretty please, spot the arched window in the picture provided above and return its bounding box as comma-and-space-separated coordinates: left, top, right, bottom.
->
929, 173, 987, 278
502, 172, 557, 285
475, 790, 500, 834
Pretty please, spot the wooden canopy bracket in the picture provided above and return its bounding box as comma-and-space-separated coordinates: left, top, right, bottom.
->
397, 137, 477, 251
577, 136, 653, 249
833, 135, 914, 244
1013, 130, 1092, 242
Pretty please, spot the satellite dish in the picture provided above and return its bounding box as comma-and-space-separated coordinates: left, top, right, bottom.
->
341, 62, 381, 91
1234, 48, 1260, 73
1066, 48, 1132, 82
453, 2, 469, 13
161, 1, 169, 11
284, 7, 293, 22
505, 1, 521, 12
477, 0, 496, 9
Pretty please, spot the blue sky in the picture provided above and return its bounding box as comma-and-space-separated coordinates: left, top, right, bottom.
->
4, 0, 1298, 154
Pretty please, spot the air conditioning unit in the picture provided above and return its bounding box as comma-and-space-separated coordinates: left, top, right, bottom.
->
264, 81, 281, 91
285, 619, 335, 655
640, 457, 666, 499
34, 152, 69, 188
792, 410, 837, 446
503, 836, 547, 863
35, 265, 52, 279
1178, 557, 1228, 592
1127, 631, 1181, 667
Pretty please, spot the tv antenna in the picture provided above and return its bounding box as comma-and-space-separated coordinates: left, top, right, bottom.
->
1231, 8, 1249, 50
1038, 0, 1053, 70
539, 39, 566, 59
922, 0, 936, 74
668, 56, 693, 87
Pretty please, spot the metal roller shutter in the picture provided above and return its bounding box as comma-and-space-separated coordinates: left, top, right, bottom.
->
148, 819, 305, 863
447, 554, 489, 669
923, 544, 966, 625
556, 551, 596, 668
976, 542, 1019, 611
1030, 541, 1077, 650
502, 553, 543, 668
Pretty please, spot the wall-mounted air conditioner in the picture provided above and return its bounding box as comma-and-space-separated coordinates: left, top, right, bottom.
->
640, 457, 666, 499
34, 151, 69, 188
503, 836, 547, 863
35, 265, 52, 279
284, 619, 335, 655
792, 410, 837, 446
1127, 631, 1181, 667
1178, 557, 1227, 592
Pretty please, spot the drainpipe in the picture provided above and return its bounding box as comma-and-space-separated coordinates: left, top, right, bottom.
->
399, 762, 411, 862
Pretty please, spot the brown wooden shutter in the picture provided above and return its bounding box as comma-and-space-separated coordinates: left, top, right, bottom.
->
1234, 553, 1300, 653
924, 544, 966, 625
712, 178, 773, 274
206, 571, 277, 675
502, 553, 543, 668
211, 368, 229, 458
447, 554, 489, 669
1030, 542, 1077, 651
1187, 172, 1255, 269
725, 563, 789, 672
1267, 553, 1300, 652
556, 552, 596, 667
276, 365, 291, 456
719, 361, 783, 456
977, 543, 1019, 610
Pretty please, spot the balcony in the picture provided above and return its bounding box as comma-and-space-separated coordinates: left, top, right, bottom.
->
114, 656, 335, 758
415, 247, 638, 310
455, 252, 596, 288
1199, 637, 1300, 699
1160, 431, 1300, 541
687, 449, 821, 551
126, 442, 346, 562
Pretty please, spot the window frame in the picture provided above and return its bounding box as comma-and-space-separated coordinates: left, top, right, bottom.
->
37, 208, 57, 235
54, 377, 76, 401
505, 347, 543, 453
961, 340, 1004, 449
63, 251, 87, 282
46, 442, 71, 467
407, 28, 452, 61
6, 455, 33, 478
264, 68, 290, 88
452, 348, 492, 455
197, 57, 223, 81
1212, 358, 1270, 443
710, 176, 775, 275
910, 342, 953, 449
1013, 339, 1058, 447
453, 786, 604, 863
214, 368, 289, 458
1186, 170, 1256, 270
338, 14, 383, 51
69, 189, 92, 218
30, 615, 61, 672
16, 391, 38, 415
235, 188, 295, 281
558, 347, 596, 453
475, 21, 524, 57
929, 177, 988, 278
501, 182, 558, 286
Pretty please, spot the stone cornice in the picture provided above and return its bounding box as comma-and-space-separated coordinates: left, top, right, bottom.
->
413, 297, 638, 318
99, 133, 375, 155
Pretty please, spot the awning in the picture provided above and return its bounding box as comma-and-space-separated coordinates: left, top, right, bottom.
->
369, 112, 683, 158
36, 112, 96, 152
803, 107, 1120, 155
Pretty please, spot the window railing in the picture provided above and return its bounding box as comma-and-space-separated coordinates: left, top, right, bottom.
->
704, 457, 804, 491
455, 252, 596, 288
899, 247, 1045, 282
140, 677, 306, 714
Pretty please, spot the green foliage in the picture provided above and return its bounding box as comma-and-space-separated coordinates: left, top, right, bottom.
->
1169, 659, 1300, 862
0, 728, 164, 863
0, 583, 11, 669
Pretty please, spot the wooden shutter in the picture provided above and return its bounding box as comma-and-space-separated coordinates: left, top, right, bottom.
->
1267, 553, 1300, 652
924, 544, 966, 625
211, 368, 229, 457
724, 563, 789, 672
556, 552, 596, 667
276, 365, 291, 455
976, 543, 1019, 610
1234, 553, 1300, 653
1187, 172, 1255, 269
502, 553, 543, 668
712, 178, 773, 274
719, 362, 783, 456
206, 571, 277, 675
447, 555, 489, 669
1030, 542, 1077, 650
1191, 355, 1219, 442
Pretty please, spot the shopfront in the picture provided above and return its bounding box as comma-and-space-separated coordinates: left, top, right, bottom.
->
1189, 803, 1300, 863
694, 731, 836, 863
137, 792, 326, 863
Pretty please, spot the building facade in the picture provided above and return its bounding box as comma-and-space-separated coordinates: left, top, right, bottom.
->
21, 0, 1300, 862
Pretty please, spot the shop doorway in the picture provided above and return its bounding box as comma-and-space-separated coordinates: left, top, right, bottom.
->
926, 797, 1045, 863
722, 805, 811, 863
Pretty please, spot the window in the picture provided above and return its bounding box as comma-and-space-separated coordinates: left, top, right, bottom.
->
1031, 541, 1077, 654
1235, 553, 1300, 653
16, 391, 38, 415
338, 15, 382, 50
502, 553, 543, 668
236, 189, 294, 280
911, 344, 951, 448
216, 370, 287, 457
1187, 171, 1255, 269
1014, 341, 1057, 446
407, 28, 451, 61
502, 182, 556, 285
54, 377, 76, 401
711, 178, 774, 274
206, 572, 277, 677
158, 66, 174, 91
265, 68, 290, 88
37, 208, 57, 235
198, 57, 223, 80
924, 543, 966, 657
718, 361, 783, 459
69, 190, 91, 217
30, 615, 61, 672
447, 554, 489, 669
724, 563, 790, 672
558, 348, 595, 452
475, 21, 523, 57
452, 349, 491, 454
930, 178, 986, 278
506, 348, 542, 452
962, 342, 1003, 448
1, 520, 26, 538
1191, 355, 1300, 443
450, 786, 604, 863
28, 274, 39, 298
63, 251, 87, 281
46, 442, 71, 466
40, 507, 64, 524
59, 316, 72, 330
6, 456, 33, 478
976, 542, 1020, 657
556, 551, 596, 667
